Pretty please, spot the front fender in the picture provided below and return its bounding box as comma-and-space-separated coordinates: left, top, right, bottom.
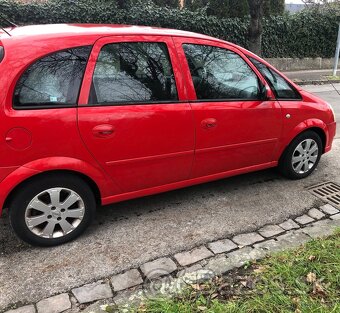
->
275, 118, 328, 160
0, 157, 121, 216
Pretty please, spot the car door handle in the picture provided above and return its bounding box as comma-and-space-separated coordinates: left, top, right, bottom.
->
92, 124, 114, 138
201, 118, 217, 129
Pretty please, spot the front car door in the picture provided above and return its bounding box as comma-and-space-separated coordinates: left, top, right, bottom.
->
173, 37, 283, 178
78, 36, 195, 193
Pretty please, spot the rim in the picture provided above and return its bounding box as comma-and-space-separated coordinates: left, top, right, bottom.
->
25, 187, 85, 239
291, 139, 319, 174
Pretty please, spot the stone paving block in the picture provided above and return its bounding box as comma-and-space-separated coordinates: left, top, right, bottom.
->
320, 204, 339, 215
111, 269, 143, 292
253, 239, 284, 254
308, 208, 325, 220
279, 219, 300, 230
258, 225, 285, 238
232, 232, 264, 246
301, 219, 340, 239
330, 213, 340, 220
178, 269, 215, 285
140, 257, 177, 279
295, 214, 314, 225
177, 264, 203, 278
207, 239, 237, 254
72, 281, 113, 304
226, 246, 266, 267
276, 229, 312, 249
36, 294, 71, 313
81, 300, 116, 313
174, 246, 213, 267
5, 305, 36, 313
204, 255, 235, 275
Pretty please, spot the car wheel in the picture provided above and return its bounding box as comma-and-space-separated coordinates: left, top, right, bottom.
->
279, 130, 322, 180
9, 173, 96, 246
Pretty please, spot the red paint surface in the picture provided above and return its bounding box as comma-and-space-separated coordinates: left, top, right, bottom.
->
0, 24, 336, 215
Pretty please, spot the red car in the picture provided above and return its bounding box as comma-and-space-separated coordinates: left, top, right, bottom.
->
0, 24, 336, 246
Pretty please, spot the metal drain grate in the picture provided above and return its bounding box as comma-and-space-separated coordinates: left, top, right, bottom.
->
308, 182, 340, 209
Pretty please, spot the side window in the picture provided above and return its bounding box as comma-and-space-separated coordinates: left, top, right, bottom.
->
14, 46, 91, 108
249, 57, 301, 100
89, 42, 178, 105
182, 44, 261, 100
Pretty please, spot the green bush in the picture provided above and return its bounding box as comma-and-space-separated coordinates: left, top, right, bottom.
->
0, 0, 338, 58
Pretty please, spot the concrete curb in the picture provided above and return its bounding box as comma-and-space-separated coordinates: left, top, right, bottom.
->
3, 204, 340, 313
294, 79, 340, 86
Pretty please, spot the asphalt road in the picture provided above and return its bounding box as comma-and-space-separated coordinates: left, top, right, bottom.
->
0, 85, 339, 311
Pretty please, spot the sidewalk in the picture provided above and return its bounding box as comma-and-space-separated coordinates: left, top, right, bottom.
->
283, 69, 333, 81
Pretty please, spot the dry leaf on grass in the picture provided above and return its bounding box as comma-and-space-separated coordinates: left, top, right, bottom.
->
197, 305, 207, 311
191, 284, 201, 291
308, 255, 316, 261
253, 266, 268, 273
313, 281, 327, 297
306, 272, 317, 283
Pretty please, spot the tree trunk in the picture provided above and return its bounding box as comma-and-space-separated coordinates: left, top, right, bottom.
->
247, 0, 264, 56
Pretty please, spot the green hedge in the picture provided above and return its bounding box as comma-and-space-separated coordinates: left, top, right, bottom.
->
0, 0, 338, 58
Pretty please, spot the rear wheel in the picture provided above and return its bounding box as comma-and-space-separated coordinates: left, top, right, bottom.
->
9, 174, 96, 246
279, 130, 322, 179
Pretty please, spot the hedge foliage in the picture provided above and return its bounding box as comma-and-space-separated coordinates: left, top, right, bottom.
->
0, 0, 339, 58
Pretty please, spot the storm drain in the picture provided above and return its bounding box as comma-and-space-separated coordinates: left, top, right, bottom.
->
308, 182, 340, 209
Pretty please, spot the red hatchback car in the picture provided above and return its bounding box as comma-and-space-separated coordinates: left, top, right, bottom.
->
0, 24, 336, 246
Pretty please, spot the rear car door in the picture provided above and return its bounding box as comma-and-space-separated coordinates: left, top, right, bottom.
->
173, 37, 283, 178
77, 36, 195, 193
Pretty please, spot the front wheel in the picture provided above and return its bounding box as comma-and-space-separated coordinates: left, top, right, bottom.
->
9, 174, 96, 246
279, 131, 322, 180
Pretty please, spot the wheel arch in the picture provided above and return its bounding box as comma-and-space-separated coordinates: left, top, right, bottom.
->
0, 157, 121, 216
278, 125, 327, 163
3, 169, 102, 213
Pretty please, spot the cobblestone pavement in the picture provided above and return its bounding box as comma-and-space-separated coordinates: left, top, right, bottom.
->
3, 205, 340, 313
0, 86, 339, 311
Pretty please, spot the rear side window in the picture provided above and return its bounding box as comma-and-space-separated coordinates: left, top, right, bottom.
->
182, 44, 261, 101
14, 46, 91, 108
89, 42, 178, 105
249, 57, 301, 100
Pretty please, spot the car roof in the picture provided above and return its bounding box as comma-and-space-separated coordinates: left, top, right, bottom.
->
1, 23, 232, 44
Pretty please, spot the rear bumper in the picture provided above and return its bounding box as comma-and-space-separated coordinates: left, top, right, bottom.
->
325, 122, 336, 153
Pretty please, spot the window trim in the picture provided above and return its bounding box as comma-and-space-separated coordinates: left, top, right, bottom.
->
0, 46, 4, 63
182, 43, 265, 102
12, 45, 92, 110
248, 56, 302, 101
80, 99, 184, 108
89, 41, 179, 106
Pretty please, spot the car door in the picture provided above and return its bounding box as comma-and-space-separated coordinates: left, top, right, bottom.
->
77, 36, 195, 193
173, 37, 282, 178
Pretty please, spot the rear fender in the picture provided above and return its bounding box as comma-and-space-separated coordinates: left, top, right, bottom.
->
0, 157, 120, 216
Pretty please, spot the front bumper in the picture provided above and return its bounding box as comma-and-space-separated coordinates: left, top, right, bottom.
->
325, 122, 336, 153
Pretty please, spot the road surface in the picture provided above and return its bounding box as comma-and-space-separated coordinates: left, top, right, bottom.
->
0, 84, 339, 311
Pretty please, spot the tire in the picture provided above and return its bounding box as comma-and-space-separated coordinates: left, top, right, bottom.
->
9, 173, 96, 246
278, 130, 323, 180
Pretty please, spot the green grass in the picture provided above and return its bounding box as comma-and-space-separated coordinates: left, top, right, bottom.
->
324, 75, 340, 81
133, 231, 340, 313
